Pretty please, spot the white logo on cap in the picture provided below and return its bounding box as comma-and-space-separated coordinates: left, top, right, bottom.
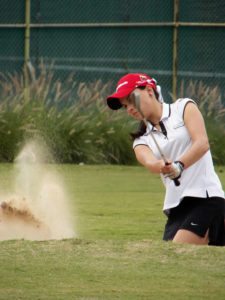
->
116, 81, 128, 92
140, 75, 147, 81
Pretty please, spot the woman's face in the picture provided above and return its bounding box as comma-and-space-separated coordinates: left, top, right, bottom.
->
120, 87, 155, 120
119, 94, 143, 120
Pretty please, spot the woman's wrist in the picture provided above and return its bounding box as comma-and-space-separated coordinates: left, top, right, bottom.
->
175, 160, 185, 170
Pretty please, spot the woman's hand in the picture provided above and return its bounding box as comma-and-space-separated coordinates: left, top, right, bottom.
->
161, 161, 184, 180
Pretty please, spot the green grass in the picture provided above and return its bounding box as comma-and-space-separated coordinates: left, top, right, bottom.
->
0, 164, 225, 299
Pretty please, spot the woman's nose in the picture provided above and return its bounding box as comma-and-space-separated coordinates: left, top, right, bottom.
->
127, 105, 139, 118
127, 104, 134, 114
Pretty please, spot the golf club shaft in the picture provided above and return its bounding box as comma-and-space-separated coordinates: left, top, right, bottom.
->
131, 91, 180, 186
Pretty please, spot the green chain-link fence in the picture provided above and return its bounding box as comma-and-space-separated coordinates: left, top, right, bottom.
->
0, 0, 225, 102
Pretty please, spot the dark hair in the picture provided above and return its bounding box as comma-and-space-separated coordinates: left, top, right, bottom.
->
130, 121, 146, 140
130, 86, 159, 140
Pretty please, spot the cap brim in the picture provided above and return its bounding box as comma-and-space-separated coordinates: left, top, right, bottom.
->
106, 88, 132, 110
107, 97, 122, 110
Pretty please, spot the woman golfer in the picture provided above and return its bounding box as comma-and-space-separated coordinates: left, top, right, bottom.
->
106, 73, 225, 246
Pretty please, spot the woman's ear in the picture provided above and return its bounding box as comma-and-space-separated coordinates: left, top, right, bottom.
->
146, 86, 154, 96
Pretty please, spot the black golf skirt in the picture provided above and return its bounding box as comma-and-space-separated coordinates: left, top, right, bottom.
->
163, 196, 225, 246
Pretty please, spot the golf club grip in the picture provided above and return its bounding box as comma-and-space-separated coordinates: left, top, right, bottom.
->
173, 178, 180, 186
165, 162, 180, 186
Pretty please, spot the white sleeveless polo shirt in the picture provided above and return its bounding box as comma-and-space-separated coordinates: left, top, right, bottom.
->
133, 98, 224, 214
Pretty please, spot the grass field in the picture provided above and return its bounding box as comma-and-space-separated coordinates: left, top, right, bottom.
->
0, 164, 225, 299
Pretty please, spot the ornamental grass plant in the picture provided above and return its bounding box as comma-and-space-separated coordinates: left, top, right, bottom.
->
0, 65, 224, 164
0, 64, 137, 164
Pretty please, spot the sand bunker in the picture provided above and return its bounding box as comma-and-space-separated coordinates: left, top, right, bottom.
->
0, 141, 76, 241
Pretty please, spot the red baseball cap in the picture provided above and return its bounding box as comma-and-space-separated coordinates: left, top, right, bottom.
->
107, 73, 157, 110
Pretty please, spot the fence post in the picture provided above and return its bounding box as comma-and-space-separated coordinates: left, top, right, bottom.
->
172, 0, 179, 101
24, 0, 31, 101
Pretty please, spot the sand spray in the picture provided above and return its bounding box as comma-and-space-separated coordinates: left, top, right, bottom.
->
0, 140, 76, 241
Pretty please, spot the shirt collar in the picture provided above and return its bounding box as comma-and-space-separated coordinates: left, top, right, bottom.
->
145, 103, 170, 134
145, 122, 154, 133
160, 103, 171, 121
